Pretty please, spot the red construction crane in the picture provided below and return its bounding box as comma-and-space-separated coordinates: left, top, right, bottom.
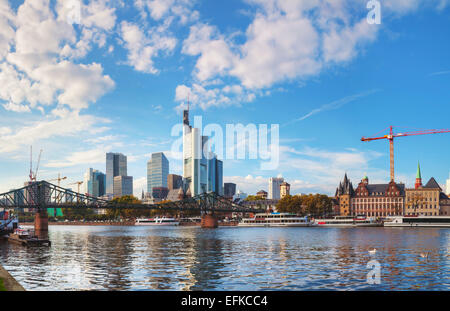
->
361, 126, 450, 182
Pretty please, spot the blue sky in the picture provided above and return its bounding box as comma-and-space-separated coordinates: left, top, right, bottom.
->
0, 0, 449, 196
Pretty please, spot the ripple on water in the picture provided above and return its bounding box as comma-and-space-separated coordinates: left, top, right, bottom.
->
1, 226, 450, 290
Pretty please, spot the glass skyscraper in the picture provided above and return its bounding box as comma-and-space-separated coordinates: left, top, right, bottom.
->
106, 153, 127, 195
84, 168, 106, 197
147, 152, 169, 196
208, 153, 223, 195
183, 108, 223, 196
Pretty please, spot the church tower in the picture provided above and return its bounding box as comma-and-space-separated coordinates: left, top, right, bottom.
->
415, 162, 423, 189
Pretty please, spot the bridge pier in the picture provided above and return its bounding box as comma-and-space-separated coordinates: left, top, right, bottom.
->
201, 214, 218, 228
34, 209, 49, 232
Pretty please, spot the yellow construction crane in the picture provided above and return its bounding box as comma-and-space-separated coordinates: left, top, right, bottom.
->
48, 173, 67, 187
68, 181, 83, 194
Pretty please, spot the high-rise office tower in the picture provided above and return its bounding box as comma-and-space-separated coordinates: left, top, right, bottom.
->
208, 153, 223, 195
147, 152, 169, 195
224, 183, 236, 198
84, 168, 106, 197
113, 176, 133, 198
168, 174, 183, 190
268, 177, 284, 199
182, 107, 209, 196
106, 153, 127, 195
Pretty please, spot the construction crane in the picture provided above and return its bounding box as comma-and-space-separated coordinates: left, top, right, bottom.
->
361, 126, 450, 182
68, 181, 84, 194
48, 173, 67, 187
29, 146, 43, 182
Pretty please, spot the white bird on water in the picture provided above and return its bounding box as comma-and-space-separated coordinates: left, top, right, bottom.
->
420, 253, 429, 259
368, 248, 377, 255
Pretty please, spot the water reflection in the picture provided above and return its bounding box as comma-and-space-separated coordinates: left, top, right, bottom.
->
1, 226, 450, 290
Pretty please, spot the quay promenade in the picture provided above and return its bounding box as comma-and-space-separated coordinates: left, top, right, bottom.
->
0, 264, 24, 291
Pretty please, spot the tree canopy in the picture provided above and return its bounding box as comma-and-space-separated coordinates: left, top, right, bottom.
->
276, 194, 333, 216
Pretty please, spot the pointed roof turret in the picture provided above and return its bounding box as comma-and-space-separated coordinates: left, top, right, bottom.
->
416, 162, 422, 179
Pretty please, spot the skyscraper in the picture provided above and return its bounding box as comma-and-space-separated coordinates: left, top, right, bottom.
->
268, 177, 284, 199
208, 153, 223, 195
113, 176, 133, 198
224, 183, 236, 198
84, 168, 106, 198
106, 153, 127, 195
147, 152, 169, 195
183, 107, 209, 196
168, 174, 183, 190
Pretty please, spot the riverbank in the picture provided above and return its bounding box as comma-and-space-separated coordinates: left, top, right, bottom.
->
20, 221, 135, 226
0, 265, 25, 291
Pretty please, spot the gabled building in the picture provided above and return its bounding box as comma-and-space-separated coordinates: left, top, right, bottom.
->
335, 173, 405, 217
335, 173, 354, 216
405, 164, 444, 216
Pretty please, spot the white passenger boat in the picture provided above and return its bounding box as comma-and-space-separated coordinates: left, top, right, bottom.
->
384, 216, 450, 227
238, 212, 312, 227
313, 216, 380, 227
135, 217, 179, 226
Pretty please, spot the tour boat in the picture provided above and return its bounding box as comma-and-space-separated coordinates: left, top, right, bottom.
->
0, 211, 18, 235
238, 212, 312, 227
384, 216, 450, 227
135, 217, 179, 226
313, 216, 380, 227
8, 228, 51, 246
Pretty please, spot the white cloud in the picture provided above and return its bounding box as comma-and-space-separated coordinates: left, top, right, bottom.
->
0, 110, 110, 154
2, 102, 31, 113
119, 21, 176, 74
135, 0, 199, 24
45, 148, 106, 168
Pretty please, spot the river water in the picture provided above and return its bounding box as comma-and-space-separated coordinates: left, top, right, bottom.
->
1, 225, 450, 291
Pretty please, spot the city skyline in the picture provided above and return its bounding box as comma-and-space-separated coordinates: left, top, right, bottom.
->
0, 1, 450, 197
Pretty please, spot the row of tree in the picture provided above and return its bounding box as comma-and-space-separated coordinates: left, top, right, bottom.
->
275, 194, 333, 217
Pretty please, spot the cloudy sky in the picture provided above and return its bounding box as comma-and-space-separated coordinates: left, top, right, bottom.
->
0, 0, 449, 196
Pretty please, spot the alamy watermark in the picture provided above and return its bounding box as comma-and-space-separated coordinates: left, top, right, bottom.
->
366, 259, 381, 285
170, 116, 280, 170
367, 0, 381, 25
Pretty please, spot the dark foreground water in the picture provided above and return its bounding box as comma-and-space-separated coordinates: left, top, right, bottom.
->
1, 226, 450, 290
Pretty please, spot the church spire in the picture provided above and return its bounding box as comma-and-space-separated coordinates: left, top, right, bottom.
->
415, 162, 422, 189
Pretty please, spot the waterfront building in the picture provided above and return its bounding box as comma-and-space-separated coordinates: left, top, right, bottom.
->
113, 176, 133, 198
168, 174, 183, 190
207, 153, 223, 195
224, 183, 237, 198
335, 174, 405, 217
106, 153, 127, 195
84, 168, 106, 198
405, 164, 443, 216
147, 152, 169, 196
280, 182, 290, 199
268, 177, 284, 199
256, 190, 268, 199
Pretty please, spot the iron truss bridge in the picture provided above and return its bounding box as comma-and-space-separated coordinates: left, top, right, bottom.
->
0, 181, 264, 213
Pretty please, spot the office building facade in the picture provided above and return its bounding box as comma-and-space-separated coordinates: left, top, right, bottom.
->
168, 174, 183, 190
224, 183, 236, 198
113, 176, 133, 198
182, 108, 210, 196
268, 177, 284, 199
208, 153, 223, 195
106, 153, 127, 195
147, 152, 169, 196
84, 168, 106, 198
